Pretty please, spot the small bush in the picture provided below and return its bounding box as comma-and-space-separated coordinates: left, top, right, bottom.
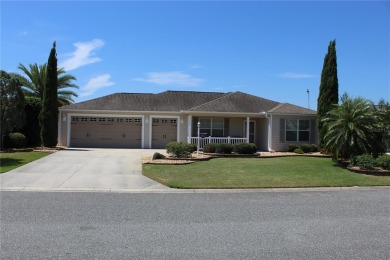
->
294, 148, 304, 154
166, 142, 194, 158
234, 143, 257, 154
353, 154, 377, 170
376, 155, 390, 170
203, 143, 218, 153
310, 144, 319, 152
8, 132, 28, 148
152, 152, 165, 160
300, 144, 312, 153
189, 143, 197, 153
287, 144, 299, 152
215, 143, 234, 154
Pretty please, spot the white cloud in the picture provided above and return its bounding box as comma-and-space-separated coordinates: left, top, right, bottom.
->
278, 72, 317, 79
134, 71, 203, 86
60, 39, 104, 71
80, 74, 114, 97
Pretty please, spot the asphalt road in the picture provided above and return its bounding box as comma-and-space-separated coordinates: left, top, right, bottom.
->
1, 189, 389, 259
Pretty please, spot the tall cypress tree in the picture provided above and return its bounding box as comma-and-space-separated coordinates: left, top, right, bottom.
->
317, 40, 339, 147
39, 41, 58, 147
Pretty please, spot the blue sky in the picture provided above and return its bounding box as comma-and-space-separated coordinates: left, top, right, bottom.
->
2, 1, 389, 109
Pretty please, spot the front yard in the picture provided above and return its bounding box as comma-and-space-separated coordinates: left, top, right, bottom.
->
0, 151, 50, 173
143, 157, 390, 189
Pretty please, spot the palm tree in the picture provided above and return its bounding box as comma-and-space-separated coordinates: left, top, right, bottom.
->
322, 94, 384, 160
18, 63, 79, 106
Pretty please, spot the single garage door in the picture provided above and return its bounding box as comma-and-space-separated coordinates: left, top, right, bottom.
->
152, 118, 177, 149
70, 116, 142, 148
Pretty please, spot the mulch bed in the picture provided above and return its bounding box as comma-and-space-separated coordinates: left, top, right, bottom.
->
143, 152, 332, 165
347, 166, 390, 176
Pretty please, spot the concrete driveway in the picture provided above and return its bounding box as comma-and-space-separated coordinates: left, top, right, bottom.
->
0, 149, 170, 191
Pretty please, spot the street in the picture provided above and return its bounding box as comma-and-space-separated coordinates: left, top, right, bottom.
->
1, 189, 389, 259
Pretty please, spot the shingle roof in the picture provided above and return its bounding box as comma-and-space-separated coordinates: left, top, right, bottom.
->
188, 91, 279, 113
267, 103, 316, 115
60, 90, 316, 115
60, 91, 226, 111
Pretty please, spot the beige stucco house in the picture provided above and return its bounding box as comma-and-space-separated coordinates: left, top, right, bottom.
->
58, 90, 317, 151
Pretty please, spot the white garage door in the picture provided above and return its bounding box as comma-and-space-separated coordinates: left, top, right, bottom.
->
70, 116, 142, 148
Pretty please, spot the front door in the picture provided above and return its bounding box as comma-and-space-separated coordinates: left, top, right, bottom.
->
244, 121, 256, 143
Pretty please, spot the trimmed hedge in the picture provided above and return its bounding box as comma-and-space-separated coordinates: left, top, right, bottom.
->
287, 144, 299, 152
166, 142, 194, 158
288, 143, 318, 153
203, 143, 218, 153
9, 132, 28, 148
300, 144, 312, 153
234, 143, 257, 154
352, 155, 390, 170
215, 143, 234, 154
310, 144, 319, 152
376, 155, 390, 170
152, 152, 165, 160
294, 148, 304, 154
351, 155, 376, 170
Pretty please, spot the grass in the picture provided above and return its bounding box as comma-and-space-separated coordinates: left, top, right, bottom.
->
0, 150, 50, 173
143, 157, 390, 189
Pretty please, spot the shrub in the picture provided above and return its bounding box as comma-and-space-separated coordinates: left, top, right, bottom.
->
310, 144, 319, 152
152, 152, 165, 160
376, 155, 390, 170
166, 142, 194, 158
294, 148, 304, 154
215, 143, 234, 154
234, 143, 257, 154
287, 144, 299, 152
300, 144, 312, 153
203, 143, 218, 153
353, 154, 377, 170
8, 132, 28, 148
189, 143, 197, 153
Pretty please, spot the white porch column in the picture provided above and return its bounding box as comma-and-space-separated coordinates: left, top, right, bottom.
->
187, 115, 192, 143
246, 117, 250, 143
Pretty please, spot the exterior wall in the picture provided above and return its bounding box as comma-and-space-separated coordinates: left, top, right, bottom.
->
179, 116, 188, 142
229, 118, 244, 137
59, 110, 316, 151
271, 115, 317, 152
256, 118, 268, 151
59, 111, 68, 146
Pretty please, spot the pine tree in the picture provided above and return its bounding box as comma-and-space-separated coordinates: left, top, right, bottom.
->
39, 41, 58, 147
317, 40, 339, 147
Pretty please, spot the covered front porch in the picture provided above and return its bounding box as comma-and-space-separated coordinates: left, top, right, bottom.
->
186, 115, 268, 150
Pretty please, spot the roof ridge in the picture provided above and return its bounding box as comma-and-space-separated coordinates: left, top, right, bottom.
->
187, 91, 237, 111
284, 102, 317, 112
267, 103, 286, 113
235, 91, 281, 106
161, 90, 227, 94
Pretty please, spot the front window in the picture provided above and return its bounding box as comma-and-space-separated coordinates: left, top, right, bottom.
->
286, 119, 310, 142
199, 118, 224, 137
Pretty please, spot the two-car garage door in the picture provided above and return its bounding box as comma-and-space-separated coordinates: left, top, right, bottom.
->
70, 116, 142, 148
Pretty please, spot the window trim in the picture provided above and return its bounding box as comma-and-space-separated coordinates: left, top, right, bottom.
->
285, 119, 310, 142
199, 118, 224, 137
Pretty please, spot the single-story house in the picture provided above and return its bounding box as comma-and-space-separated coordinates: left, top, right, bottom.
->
58, 90, 317, 151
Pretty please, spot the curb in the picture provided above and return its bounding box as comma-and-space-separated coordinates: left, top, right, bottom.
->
2, 186, 390, 194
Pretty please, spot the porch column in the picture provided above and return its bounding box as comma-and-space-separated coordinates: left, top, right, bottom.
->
187, 115, 192, 143
246, 117, 250, 143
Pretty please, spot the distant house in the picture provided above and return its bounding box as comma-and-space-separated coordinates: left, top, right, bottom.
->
58, 90, 317, 151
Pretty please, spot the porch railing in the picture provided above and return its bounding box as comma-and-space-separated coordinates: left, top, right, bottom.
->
188, 136, 248, 149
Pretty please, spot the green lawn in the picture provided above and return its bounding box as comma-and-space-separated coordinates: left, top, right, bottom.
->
0, 151, 50, 173
143, 157, 390, 189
